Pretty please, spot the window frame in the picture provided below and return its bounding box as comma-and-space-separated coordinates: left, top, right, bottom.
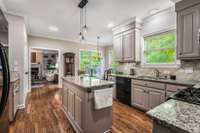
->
141, 29, 180, 68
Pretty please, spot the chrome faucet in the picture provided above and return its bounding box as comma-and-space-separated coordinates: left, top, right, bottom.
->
153, 69, 160, 78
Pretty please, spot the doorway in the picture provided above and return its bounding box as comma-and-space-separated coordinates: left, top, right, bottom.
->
30, 48, 60, 89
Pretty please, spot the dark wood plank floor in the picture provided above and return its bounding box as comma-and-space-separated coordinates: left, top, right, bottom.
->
9, 84, 152, 133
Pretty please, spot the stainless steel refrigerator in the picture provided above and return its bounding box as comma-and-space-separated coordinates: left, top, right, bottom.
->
0, 8, 10, 133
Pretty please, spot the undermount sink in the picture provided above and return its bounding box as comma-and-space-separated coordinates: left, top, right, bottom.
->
137, 76, 167, 80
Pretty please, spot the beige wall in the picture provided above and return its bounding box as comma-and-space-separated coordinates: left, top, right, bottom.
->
28, 36, 106, 87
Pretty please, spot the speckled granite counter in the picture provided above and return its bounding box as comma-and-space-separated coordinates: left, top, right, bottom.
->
109, 74, 199, 86
147, 99, 200, 133
62, 76, 114, 91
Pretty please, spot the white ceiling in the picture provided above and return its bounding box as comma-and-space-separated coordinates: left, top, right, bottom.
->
3, 0, 174, 46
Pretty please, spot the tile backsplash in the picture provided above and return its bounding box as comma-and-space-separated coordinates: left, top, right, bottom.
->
116, 60, 200, 82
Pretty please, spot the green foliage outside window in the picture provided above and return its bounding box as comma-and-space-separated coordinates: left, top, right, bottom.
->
80, 50, 101, 73
144, 31, 176, 64
109, 51, 118, 71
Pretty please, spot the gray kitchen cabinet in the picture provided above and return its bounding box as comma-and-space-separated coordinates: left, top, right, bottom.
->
123, 30, 134, 61
132, 85, 148, 110
176, 2, 200, 59
68, 89, 75, 120
62, 82, 84, 132
74, 95, 83, 130
148, 88, 165, 110
132, 79, 166, 111
112, 19, 141, 62
113, 34, 123, 61
63, 87, 68, 111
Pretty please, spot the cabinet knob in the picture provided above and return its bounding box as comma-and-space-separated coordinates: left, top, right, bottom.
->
179, 53, 182, 55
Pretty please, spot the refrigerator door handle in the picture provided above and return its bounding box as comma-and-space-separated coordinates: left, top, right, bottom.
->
0, 44, 10, 116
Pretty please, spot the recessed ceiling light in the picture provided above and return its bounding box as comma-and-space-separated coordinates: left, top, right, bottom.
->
107, 22, 114, 28
48, 26, 59, 32
149, 9, 159, 15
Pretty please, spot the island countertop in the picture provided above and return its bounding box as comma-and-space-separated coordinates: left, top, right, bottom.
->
62, 76, 114, 89
147, 99, 200, 133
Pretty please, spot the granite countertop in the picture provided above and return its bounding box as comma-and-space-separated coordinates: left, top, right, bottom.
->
62, 76, 114, 89
147, 99, 200, 133
109, 74, 199, 86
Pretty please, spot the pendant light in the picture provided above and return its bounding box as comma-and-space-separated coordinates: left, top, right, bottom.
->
79, 8, 84, 41
83, 6, 88, 33
78, 0, 88, 42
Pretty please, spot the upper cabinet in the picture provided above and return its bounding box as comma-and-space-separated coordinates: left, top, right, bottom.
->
113, 34, 123, 61
176, 0, 200, 59
112, 19, 141, 62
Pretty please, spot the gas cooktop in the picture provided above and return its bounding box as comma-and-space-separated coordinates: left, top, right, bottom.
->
170, 87, 200, 105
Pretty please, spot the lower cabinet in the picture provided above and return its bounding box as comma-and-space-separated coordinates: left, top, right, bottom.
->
68, 89, 75, 120
132, 86, 148, 110
132, 80, 189, 111
132, 85, 165, 111
74, 95, 83, 129
62, 83, 83, 132
148, 88, 165, 110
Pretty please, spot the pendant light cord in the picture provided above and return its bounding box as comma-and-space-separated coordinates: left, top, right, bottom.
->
85, 6, 87, 26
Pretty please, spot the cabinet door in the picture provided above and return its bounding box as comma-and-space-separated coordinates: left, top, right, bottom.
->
113, 34, 123, 61
148, 88, 165, 109
74, 95, 83, 130
177, 5, 200, 59
132, 85, 148, 110
63, 87, 68, 111
68, 89, 75, 120
123, 30, 134, 61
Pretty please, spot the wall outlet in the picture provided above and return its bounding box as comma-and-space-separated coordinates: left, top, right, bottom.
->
184, 67, 193, 74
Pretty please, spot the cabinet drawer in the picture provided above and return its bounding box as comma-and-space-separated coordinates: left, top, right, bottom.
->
132, 79, 146, 86
146, 81, 165, 90
132, 79, 165, 90
166, 84, 188, 92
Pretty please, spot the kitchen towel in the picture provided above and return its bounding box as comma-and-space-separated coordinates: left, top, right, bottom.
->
94, 88, 113, 110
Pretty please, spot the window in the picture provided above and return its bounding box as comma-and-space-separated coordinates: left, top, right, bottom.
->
79, 50, 102, 76
143, 31, 176, 66
108, 50, 118, 71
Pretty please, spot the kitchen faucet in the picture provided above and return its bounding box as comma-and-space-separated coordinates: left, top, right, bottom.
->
153, 68, 160, 78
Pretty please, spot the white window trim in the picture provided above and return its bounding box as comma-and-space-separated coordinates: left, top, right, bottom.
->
79, 49, 103, 72
141, 29, 180, 68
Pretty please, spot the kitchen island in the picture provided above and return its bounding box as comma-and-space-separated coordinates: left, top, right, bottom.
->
62, 76, 114, 133
147, 99, 200, 133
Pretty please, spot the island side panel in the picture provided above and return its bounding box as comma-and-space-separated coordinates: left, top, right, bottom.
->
62, 80, 85, 133
82, 87, 113, 133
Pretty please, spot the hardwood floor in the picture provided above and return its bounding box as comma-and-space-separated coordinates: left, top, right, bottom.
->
9, 84, 152, 133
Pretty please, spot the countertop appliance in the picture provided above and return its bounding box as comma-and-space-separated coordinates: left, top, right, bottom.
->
116, 77, 131, 105
0, 8, 10, 133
